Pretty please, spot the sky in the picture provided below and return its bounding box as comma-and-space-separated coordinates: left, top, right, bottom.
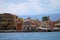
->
19, 14, 60, 21
0, 0, 60, 15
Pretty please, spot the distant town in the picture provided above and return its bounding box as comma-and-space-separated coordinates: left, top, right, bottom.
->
0, 13, 60, 32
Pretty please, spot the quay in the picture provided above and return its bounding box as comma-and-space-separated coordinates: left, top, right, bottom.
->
0, 29, 60, 33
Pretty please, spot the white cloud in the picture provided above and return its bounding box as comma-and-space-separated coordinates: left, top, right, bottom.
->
28, 0, 44, 12
51, 0, 60, 8
0, 0, 44, 15
0, 0, 60, 15
0, 2, 29, 15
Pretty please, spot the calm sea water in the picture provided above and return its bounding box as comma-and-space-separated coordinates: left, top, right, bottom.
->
0, 32, 60, 40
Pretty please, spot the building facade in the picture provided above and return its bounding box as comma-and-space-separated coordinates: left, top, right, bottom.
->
22, 17, 32, 31
0, 13, 17, 30
55, 19, 60, 28
17, 18, 23, 30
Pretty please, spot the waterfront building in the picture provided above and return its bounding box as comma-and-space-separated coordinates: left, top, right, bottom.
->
41, 16, 51, 27
40, 21, 51, 28
23, 17, 32, 31
31, 20, 37, 31
17, 18, 23, 30
50, 22, 55, 28
36, 21, 54, 31
55, 19, 60, 28
0, 13, 18, 30
33, 19, 40, 27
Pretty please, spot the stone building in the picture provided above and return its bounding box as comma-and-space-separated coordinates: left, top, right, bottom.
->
0, 13, 18, 30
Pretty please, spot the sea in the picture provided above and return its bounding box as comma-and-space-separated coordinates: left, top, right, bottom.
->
0, 32, 60, 40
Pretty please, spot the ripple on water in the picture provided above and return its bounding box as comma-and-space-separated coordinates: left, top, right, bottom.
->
0, 32, 60, 40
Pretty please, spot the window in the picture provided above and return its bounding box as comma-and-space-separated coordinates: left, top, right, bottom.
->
42, 24, 46, 28
8, 19, 12, 23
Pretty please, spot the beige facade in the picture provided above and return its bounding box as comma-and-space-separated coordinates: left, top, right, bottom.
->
55, 20, 60, 28
0, 13, 18, 30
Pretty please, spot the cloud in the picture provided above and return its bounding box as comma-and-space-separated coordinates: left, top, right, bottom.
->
28, 0, 44, 12
51, 0, 60, 8
0, 0, 60, 15
0, 0, 44, 15
0, 2, 29, 15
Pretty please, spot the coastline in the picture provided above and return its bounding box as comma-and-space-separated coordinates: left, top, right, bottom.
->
0, 30, 60, 33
